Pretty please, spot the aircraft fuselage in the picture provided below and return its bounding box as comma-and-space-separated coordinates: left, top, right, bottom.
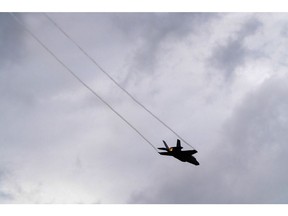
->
170, 151, 200, 165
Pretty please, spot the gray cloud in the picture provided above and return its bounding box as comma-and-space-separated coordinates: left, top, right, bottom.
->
211, 38, 246, 79
0, 13, 26, 68
112, 13, 216, 77
221, 75, 288, 203
208, 16, 262, 80
2, 13, 288, 204
128, 74, 288, 204
0, 168, 14, 202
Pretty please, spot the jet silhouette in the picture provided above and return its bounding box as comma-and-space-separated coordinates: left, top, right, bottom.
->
158, 139, 199, 166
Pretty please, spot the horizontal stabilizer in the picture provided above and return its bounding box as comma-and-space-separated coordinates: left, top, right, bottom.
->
158, 147, 168, 151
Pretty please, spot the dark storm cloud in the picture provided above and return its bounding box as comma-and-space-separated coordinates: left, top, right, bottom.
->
209, 17, 262, 80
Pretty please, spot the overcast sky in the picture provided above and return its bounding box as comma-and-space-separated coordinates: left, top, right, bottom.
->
1, 12, 288, 204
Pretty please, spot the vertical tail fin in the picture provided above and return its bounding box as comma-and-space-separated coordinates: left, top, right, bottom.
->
176, 139, 183, 149
163, 140, 169, 150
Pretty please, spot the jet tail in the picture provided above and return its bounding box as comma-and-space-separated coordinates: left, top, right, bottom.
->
176, 139, 183, 149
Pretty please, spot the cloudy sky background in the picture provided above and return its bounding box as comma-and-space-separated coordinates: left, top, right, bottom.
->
1, 12, 288, 203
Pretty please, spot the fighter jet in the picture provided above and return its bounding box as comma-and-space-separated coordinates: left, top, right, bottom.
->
158, 139, 199, 166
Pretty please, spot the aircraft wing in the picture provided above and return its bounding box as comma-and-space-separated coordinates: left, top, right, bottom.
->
158, 152, 172, 156
182, 150, 198, 155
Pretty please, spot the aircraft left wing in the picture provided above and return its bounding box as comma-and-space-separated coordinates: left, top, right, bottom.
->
183, 150, 198, 155
158, 152, 172, 156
